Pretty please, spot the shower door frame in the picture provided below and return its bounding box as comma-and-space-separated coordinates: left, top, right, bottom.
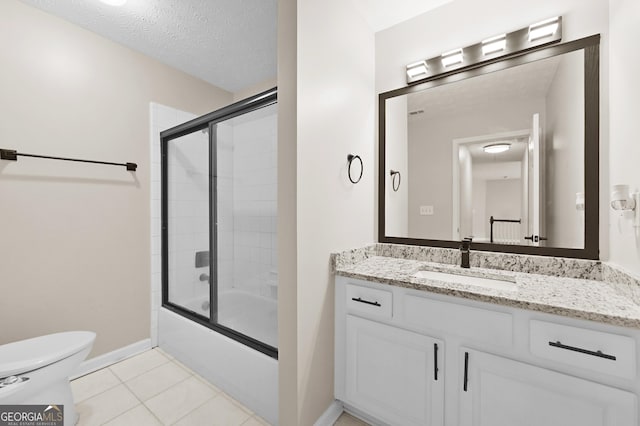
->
160, 88, 278, 359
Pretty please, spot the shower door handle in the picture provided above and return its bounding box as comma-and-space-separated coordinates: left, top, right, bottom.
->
199, 273, 210, 283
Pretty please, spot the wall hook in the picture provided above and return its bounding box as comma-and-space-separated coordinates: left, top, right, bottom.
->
347, 154, 363, 184
390, 170, 401, 192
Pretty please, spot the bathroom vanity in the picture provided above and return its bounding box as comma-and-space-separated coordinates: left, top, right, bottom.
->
347, 14, 638, 425
333, 246, 640, 426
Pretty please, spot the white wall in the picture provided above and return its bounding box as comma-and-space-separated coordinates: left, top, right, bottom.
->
545, 50, 584, 248
609, 0, 640, 275
0, 0, 232, 356
233, 78, 278, 103
377, 0, 609, 256
276, 0, 297, 423
408, 99, 544, 239
459, 146, 474, 239
471, 161, 523, 242
486, 179, 523, 243
385, 96, 409, 237
521, 150, 530, 243
486, 179, 523, 220
289, 0, 376, 423
472, 178, 488, 240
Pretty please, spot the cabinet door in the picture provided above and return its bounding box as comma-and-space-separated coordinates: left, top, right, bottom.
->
459, 349, 637, 426
346, 315, 444, 426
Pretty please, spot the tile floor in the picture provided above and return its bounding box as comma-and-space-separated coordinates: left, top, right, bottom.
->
71, 348, 368, 426
333, 413, 370, 426
72, 348, 268, 426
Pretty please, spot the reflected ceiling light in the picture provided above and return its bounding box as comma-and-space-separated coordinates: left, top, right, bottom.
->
406, 61, 428, 79
441, 48, 463, 67
482, 34, 507, 55
99, 0, 127, 6
483, 143, 511, 154
529, 17, 560, 42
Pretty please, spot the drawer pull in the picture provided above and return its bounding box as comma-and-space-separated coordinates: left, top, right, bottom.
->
463, 351, 469, 391
434, 343, 439, 381
548, 341, 617, 361
351, 297, 381, 307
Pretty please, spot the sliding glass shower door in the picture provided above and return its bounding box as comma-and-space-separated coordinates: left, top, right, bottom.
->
215, 104, 278, 348
161, 90, 278, 358
165, 129, 212, 319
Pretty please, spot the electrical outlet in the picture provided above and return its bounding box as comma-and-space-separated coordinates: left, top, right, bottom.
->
419, 205, 434, 216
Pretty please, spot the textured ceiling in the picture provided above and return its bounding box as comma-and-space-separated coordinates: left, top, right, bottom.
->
19, 0, 277, 93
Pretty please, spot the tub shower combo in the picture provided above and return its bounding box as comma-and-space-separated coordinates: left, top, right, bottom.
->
158, 89, 278, 423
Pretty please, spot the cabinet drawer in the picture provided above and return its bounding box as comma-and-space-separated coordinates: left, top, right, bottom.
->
404, 295, 513, 347
530, 320, 636, 379
346, 284, 393, 319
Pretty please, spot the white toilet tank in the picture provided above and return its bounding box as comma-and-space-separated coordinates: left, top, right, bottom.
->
0, 331, 96, 378
0, 331, 96, 426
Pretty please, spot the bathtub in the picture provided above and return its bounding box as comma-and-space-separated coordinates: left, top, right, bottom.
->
158, 289, 278, 424
183, 290, 277, 348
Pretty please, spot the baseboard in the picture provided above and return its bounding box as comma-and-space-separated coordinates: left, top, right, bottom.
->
71, 338, 152, 379
314, 400, 344, 426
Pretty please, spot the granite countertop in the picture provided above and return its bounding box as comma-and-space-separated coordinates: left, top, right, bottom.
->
334, 250, 640, 329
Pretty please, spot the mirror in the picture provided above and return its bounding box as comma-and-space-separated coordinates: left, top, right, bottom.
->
379, 36, 599, 259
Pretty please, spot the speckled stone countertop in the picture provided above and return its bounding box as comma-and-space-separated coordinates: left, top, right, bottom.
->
332, 244, 640, 329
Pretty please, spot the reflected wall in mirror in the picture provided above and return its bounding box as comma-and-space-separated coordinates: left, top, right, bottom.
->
380, 36, 599, 258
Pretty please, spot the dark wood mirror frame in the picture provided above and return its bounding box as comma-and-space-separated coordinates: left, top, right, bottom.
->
378, 35, 600, 260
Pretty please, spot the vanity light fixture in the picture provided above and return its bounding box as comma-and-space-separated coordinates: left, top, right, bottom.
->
529, 17, 560, 42
441, 48, 463, 67
405, 16, 562, 84
483, 143, 511, 154
406, 61, 428, 79
482, 34, 507, 56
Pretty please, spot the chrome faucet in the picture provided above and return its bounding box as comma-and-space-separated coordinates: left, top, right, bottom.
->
460, 238, 472, 268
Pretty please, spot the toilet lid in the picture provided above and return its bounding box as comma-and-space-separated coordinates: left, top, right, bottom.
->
0, 331, 96, 377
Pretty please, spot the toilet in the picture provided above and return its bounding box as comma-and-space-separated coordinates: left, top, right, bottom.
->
0, 331, 96, 426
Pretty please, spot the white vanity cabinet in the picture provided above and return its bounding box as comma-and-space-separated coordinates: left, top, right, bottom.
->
459, 349, 637, 426
345, 315, 443, 426
335, 275, 640, 426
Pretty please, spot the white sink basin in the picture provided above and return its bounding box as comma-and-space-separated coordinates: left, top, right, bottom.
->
413, 270, 518, 292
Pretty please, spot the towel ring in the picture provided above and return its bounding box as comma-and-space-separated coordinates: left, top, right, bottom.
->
390, 170, 401, 192
347, 154, 363, 184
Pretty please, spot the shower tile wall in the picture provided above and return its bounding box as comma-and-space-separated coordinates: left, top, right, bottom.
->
166, 129, 210, 309
216, 122, 235, 292
231, 112, 278, 299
